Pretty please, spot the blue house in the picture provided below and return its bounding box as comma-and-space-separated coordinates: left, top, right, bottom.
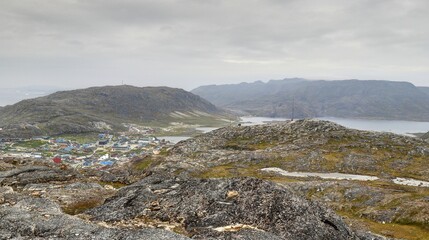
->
63, 146, 74, 152
100, 160, 115, 166
83, 160, 93, 167
56, 138, 68, 144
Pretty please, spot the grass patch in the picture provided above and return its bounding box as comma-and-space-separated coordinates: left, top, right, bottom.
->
224, 139, 275, 151
95, 150, 108, 155
158, 148, 169, 156
62, 198, 104, 215
194, 161, 298, 184
56, 133, 99, 144
396, 218, 429, 231
196, 164, 236, 178
133, 156, 159, 171
323, 152, 344, 170
339, 211, 429, 240
14, 140, 46, 148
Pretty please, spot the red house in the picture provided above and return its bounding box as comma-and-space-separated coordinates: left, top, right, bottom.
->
52, 156, 62, 164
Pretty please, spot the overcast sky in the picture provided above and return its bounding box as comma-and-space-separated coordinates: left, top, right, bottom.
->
1, 0, 428, 90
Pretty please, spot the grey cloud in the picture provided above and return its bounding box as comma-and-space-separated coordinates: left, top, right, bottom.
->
0, 0, 428, 89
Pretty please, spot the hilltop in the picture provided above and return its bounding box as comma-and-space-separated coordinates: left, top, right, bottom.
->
192, 79, 429, 121
0, 85, 231, 138
156, 119, 429, 238
165, 119, 429, 181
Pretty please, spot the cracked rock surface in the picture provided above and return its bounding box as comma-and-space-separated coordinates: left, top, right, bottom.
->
0, 186, 189, 240
88, 173, 360, 240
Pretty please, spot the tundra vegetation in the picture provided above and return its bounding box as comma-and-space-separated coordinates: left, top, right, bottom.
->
1, 119, 428, 239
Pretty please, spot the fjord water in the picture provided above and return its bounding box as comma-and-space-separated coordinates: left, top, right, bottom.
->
161, 116, 429, 144
242, 116, 429, 135
318, 117, 429, 135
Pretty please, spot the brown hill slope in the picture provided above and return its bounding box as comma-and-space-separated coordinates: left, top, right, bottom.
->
0, 85, 228, 137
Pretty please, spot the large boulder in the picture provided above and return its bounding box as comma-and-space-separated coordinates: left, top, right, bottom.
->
88, 174, 360, 239
0, 188, 189, 240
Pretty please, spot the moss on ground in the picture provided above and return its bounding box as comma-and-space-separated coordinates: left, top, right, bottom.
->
309, 179, 429, 239
134, 159, 153, 171
56, 133, 99, 144
195, 160, 429, 240
338, 211, 429, 240
62, 198, 104, 215
194, 162, 297, 184
14, 140, 46, 148
132, 156, 162, 171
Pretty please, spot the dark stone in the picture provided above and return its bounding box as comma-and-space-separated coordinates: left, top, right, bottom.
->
88, 174, 360, 240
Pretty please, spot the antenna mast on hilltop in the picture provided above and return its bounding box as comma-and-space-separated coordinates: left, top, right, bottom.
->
291, 96, 295, 121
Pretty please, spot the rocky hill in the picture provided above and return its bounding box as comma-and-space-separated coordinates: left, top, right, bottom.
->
0, 85, 229, 137
157, 119, 429, 238
192, 79, 429, 121
165, 119, 429, 180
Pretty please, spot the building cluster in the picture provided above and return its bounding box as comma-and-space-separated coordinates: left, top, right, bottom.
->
0, 133, 172, 169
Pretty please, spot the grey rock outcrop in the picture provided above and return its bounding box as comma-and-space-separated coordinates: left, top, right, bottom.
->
161, 119, 429, 181
88, 174, 359, 240
22, 182, 117, 215
0, 165, 77, 187
0, 187, 189, 240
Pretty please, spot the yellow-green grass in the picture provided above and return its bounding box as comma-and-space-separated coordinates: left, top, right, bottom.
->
57, 133, 99, 144
132, 156, 163, 171
14, 140, 46, 148
62, 197, 105, 215
194, 162, 298, 184
338, 211, 429, 240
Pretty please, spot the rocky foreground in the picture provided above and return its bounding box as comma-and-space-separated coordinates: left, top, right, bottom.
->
87, 173, 361, 239
1, 160, 385, 239
2, 119, 428, 239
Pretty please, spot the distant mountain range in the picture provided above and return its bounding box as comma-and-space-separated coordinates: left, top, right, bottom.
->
0, 85, 227, 137
192, 79, 429, 121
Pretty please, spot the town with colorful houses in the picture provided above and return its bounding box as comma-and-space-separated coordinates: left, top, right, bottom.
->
0, 133, 173, 169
